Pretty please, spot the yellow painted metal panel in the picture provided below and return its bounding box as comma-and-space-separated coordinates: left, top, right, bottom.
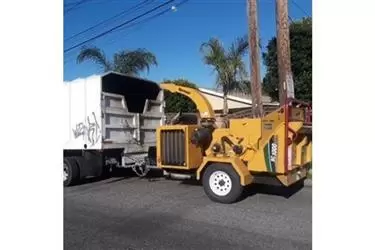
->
196, 156, 253, 186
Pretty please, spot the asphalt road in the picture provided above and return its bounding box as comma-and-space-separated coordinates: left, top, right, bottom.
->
64, 171, 312, 250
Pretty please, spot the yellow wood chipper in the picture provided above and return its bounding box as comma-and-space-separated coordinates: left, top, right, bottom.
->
156, 83, 312, 204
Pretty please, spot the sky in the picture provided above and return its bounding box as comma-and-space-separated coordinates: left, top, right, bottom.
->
63, 0, 312, 89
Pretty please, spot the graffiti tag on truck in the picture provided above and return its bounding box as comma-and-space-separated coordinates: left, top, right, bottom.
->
72, 112, 101, 146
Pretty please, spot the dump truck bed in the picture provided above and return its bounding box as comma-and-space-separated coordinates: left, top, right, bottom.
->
62, 72, 165, 154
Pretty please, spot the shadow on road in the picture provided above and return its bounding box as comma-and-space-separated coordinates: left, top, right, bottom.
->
107, 168, 166, 184
66, 167, 305, 203
178, 177, 305, 202
242, 181, 305, 200
76, 176, 110, 185
179, 179, 201, 186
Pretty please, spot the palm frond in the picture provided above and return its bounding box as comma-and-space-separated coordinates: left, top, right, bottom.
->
76, 46, 112, 71
201, 35, 252, 104
228, 35, 249, 59
113, 49, 157, 75
200, 38, 227, 68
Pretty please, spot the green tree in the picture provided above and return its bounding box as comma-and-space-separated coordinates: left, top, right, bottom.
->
200, 36, 249, 115
163, 79, 198, 113
76, 46, 158, 76
237, 80, 252, 94
262, 17, 312, 102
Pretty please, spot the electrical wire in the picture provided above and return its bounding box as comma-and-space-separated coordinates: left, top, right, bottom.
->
64, 0, 177, 53
99, 0, 189, 48
64, 0, 93, 14
64, 0, 154, 42
64, 0, 190, 65
291, 0, 310, 16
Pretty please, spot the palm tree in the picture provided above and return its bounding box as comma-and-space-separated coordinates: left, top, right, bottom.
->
76, 46, 158, 76
200, 36, 249, 115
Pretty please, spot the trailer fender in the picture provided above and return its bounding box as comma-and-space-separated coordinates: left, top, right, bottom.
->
196, 156, 253, 186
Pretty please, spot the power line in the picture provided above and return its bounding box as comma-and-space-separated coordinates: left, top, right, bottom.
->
64, 0, 154, 42
96, 0, 189, 49
65, 0, 117, 5
291, 0, 310, 16
64, 3, 75, 7
64, 0, 93, 14
64, 0, 189, 65
64, 0, 177, 53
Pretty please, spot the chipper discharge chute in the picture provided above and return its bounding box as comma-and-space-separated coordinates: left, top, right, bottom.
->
156, 83, 312, 204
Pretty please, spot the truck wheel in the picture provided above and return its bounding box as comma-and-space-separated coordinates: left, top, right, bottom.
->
64, 157, 79, 187
202, 163, 244, 204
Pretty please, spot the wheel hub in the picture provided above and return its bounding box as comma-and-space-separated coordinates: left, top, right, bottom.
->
209, 170, 232, 196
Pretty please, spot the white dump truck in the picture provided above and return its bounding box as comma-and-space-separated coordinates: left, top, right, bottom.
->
63, 72, 165, 186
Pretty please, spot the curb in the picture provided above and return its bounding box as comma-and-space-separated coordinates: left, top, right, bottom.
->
304, 179, 312, 187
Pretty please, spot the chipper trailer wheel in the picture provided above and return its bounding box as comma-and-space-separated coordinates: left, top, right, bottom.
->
63, 157, 79, 187
202, 163, 244, 204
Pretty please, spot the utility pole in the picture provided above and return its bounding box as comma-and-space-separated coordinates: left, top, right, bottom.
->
276, 0, 295, 105
247, 0, 264, 117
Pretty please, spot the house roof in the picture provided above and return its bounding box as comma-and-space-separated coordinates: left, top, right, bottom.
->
198, 87, 279, 111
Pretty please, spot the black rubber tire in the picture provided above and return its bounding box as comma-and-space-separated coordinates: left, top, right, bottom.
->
73, 156, 89, 180
202, 163, 244, 204
63, 157, 80, 187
